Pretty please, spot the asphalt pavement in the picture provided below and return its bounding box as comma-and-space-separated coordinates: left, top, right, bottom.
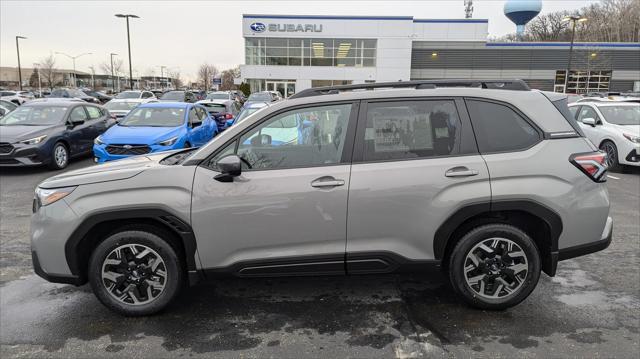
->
1, 158, 638, 358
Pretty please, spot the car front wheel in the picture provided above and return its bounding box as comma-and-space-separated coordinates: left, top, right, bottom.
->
600, 140, 621, 172
449, 224, 541, 310
88, 227, 184, 316
48, 142, 69, 170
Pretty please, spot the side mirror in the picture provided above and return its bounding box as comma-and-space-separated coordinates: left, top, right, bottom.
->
582, 117, 596, 127
69, 119, 85, 126
214, 155, 242, 182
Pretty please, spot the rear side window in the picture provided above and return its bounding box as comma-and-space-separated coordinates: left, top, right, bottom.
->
466, 100, 540, 153
362, 100, 464, 161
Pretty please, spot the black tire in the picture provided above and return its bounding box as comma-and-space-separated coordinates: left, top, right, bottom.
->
88, 227, 184, 316
448, 224, 541, 310
600, 140, 621, 172
48, 142, 69, 170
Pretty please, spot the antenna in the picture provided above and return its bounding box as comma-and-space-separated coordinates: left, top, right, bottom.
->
464, 0, 474, 19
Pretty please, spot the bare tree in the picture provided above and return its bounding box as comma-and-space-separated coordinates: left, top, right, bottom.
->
168, 70, 183, 89
100, 59, 124, 76
39, 54, 58, 90
197, 63, 219, 91
219, 67, 241, 91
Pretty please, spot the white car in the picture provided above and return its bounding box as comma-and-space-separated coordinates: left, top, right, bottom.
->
113, 90, 157, 100
0, 90, 30, 105
103, 98, 157, 120
569, 102, 640, 170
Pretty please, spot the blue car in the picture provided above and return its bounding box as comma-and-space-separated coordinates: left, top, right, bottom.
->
93, 102, 218, 163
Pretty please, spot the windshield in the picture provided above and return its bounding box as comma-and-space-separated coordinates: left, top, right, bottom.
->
235, 106, 265, 124
248, 93, 271, 101
119, 107, 185, 127
116, 91, 141, 99
598, 105, 640, 125
0, 106, 67, 126
105, 101, 139, 111
69, 89, 88, 97
206, 93, 229, 100
0, 100, 18, 111
160, 92, 184, 101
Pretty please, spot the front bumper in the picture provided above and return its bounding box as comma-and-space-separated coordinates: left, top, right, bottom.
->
32, 251, 83, 285
0, 143, 51, 167
93, 142, 180, 163
619, 142, 640, 166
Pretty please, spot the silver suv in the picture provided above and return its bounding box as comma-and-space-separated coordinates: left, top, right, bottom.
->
31, 80, 612, 316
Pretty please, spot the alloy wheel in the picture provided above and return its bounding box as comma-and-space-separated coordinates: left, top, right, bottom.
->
602, 143, 617, 167
54, 145, 68, 167
463, 237, 528, 299
101, 244, 168, 305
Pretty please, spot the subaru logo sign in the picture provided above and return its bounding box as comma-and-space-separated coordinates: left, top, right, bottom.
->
250, 22, 266, 33
123, 145, 132, 149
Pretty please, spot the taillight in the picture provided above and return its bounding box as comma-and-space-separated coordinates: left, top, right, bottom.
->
225, 113, 233, 119
570, 152, 608, 182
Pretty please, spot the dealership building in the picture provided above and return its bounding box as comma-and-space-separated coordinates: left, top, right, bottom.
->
239, 14, 640, 97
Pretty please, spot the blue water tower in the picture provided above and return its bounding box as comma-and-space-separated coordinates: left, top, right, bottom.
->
504, 0, 542, 37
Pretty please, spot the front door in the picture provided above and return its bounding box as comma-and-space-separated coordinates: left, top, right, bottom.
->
66, 106, 92, 154
191, 102, 357, 275
346, 99, 491, 271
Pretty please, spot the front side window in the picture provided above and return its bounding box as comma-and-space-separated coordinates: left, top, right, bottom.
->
189, 108, 202, 126
577, 106, 601, 124
120, 107, 185, 127
362, 100, 463, 161
85, 106, 102, 119
466, 100, 540, 153
0, 106, 68, 126
236, 104, 352, 170
69, 106, 88, 122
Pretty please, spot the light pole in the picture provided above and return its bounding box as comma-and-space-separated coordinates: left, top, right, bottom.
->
115, 14, 139, 90
159, 65, 166, 90
55, 52, 92, 87
16, 36, 27, 91
110, 53, 118, 92
33, 63, 42, 96
562, 15, 587, 94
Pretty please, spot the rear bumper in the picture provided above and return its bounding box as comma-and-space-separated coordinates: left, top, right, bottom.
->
558, 216, 613, 261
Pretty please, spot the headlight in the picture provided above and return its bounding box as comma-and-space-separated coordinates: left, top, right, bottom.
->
94, 136, 104, 145
622, 133, 640, 143
157, 136, 178, 146
21, 135, 47, 145
35, 186, 77, 207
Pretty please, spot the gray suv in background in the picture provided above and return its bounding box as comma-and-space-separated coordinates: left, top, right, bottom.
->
31, 80, 612, 316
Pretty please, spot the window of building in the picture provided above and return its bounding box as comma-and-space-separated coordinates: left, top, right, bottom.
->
246, 38, 376, 68
236, 104, 352, 170
311, 80, 353, 88
361, 100, 463, 161
466, 100, 540, 153
556, 70, 611, 94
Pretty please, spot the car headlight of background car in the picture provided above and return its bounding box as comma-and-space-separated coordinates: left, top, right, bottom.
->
34, 186, 76, 208
20, 135, 47, 145
94, 136, 104, 145
156, 136, 178, 146
622, 133, 640, 144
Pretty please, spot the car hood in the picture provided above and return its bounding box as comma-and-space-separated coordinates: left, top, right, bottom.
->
0, 125, 57, 143
38, 151, 175, 188
101, 124, 183, 145
612, 124, 640, 134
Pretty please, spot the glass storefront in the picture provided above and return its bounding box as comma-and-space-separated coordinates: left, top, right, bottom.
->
555, 70, 612, 94
246, 38, 377, 67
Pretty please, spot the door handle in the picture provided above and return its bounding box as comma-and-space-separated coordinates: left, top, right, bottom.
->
311, 177, 345, 188
445, 166, 479, 178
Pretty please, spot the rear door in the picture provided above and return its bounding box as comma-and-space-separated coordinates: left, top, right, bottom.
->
346, 98, 490, 271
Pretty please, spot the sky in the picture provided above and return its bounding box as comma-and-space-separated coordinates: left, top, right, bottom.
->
1, 0, 597, 82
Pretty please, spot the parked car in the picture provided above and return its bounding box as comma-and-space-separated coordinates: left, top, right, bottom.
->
233, 101, 270, 125
31, 80, 612, 316
82, 90, 113, 104
244, 91, 280, 106
93, 102, 218, 163
192, 90, 207, 101
230, 90, 246, 103
0, 100, 111, 169
151, 90, 165, 98
569, 101, 639, 171
0, 99, 18, 118
103, 98, 156, 120
0, 90, 30, 105
114, 90, 156, 100
205, 91, 234, 101
159, 90, 197, 103
196, 98, 241, 130
49, 88, 100, 104
18, 91, 36, 101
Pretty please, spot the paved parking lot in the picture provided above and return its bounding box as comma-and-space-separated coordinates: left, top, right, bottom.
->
1, 158, 638, 358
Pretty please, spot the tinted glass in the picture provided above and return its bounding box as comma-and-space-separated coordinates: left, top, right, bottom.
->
598, 105, 640, 125
160, 92, 184, 101
237, 104, 352, 170
362, 100, 462, 161
0, 106, 68, 126
466, 100, 540, 153
105, 101, 138, 111
120, 107, 185, 127
116, 91, 141, 99
85, 106, 102, 119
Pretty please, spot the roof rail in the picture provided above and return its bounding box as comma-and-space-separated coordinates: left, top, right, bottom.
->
288, 79, 531, 99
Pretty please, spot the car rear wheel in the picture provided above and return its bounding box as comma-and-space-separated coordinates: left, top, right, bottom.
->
449, 224, 541, 310
88, 228, 184, 316
48, 142, 69, 170
600, 140, 621, 172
